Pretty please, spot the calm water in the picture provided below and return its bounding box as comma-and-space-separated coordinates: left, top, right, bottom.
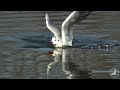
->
0, 11, 120, 79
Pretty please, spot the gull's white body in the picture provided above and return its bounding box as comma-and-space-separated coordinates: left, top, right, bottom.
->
46, 11, 91, 47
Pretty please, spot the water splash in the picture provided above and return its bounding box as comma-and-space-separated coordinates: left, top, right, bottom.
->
9, 32, 120, 50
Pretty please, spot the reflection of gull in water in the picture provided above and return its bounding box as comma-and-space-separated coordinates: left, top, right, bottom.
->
47, 48, 62, 77
46, 11, 92, 47
47, 48, 91, 79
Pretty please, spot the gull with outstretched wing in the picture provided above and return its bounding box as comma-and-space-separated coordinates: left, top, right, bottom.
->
46, 11, 92, 47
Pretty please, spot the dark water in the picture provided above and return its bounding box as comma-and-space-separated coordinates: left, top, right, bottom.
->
0, 11, 120, 79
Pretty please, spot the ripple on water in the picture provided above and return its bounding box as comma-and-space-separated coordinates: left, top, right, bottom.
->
11, 32, 120, 50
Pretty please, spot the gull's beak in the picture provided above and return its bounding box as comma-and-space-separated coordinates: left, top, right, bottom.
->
48, 51, 53, 55
48, 41, 53, 45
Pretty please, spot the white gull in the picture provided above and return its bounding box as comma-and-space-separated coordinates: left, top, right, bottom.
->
46, 11, 92, 47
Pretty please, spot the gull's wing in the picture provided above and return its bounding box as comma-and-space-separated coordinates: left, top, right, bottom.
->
45, 13, 61, 37
62, 11, 92, 46
62, 11, 92, 27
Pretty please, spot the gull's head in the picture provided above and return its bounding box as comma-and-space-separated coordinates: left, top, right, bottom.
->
51, 36, 62, 47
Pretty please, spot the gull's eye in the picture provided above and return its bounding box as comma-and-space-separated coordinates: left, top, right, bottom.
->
55, 39, 56, 41
58, 40, 59, 41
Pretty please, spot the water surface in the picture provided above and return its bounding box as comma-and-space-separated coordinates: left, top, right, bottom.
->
0, 11, 120, 79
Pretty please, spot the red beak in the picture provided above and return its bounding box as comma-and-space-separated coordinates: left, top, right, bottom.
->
48, 51, 53, 55
48, 41, 53, 45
